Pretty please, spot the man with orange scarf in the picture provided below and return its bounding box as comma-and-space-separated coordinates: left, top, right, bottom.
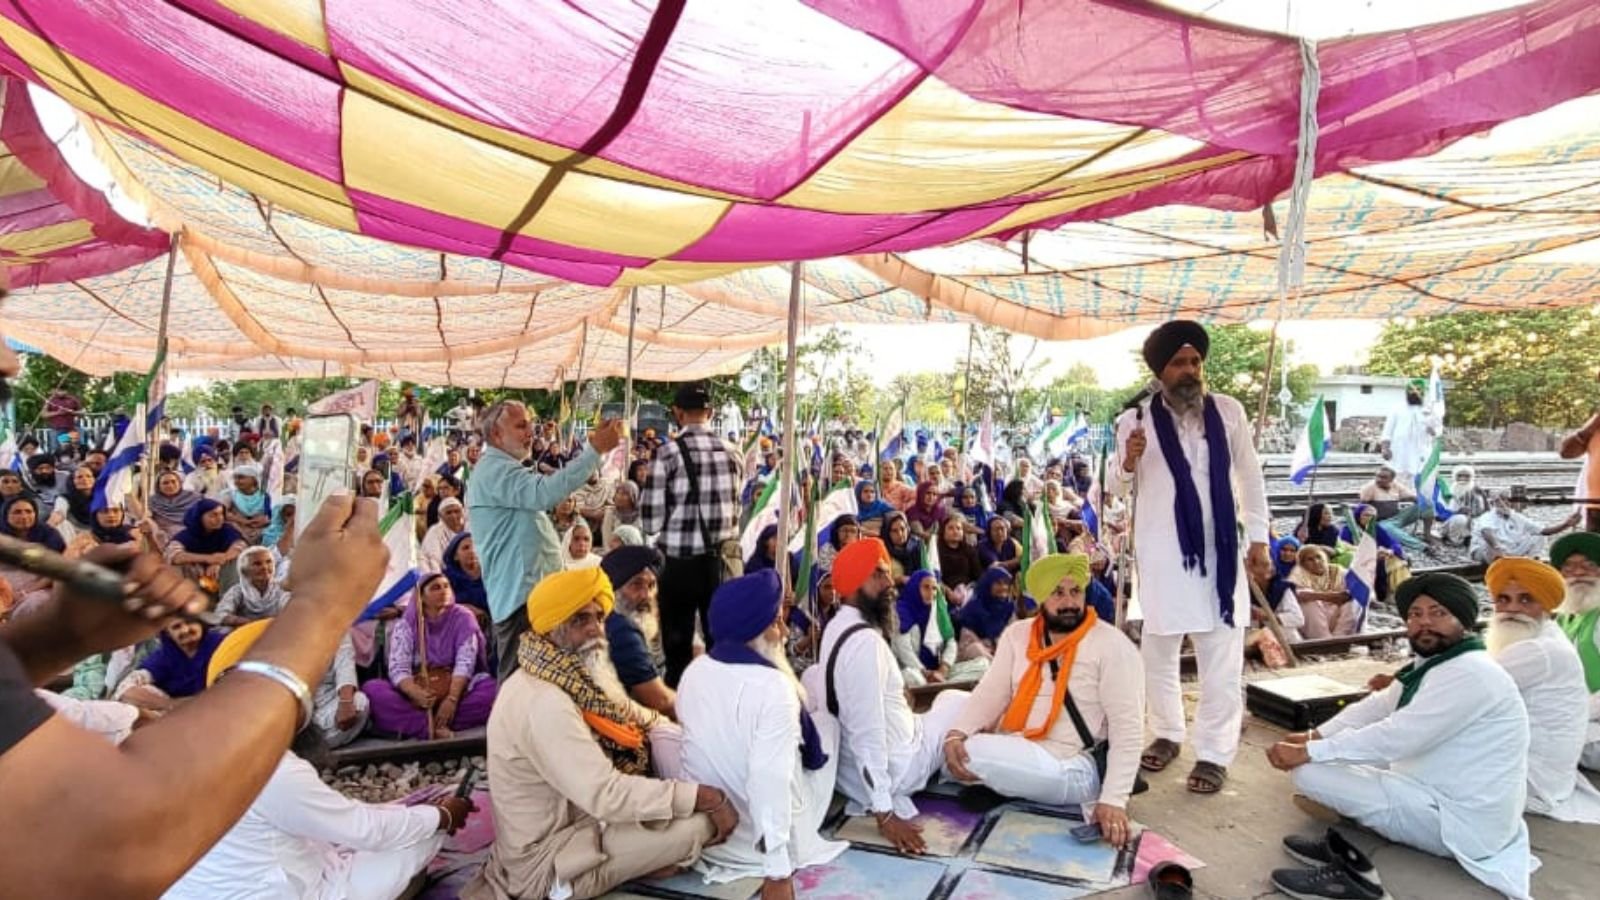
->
942, 553, 1144, 847
465, 568, 738, 900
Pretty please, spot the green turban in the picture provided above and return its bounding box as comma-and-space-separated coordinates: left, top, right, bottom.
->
1551, 532, 1600, 570
1407, 378, 1427, 392
1024, 553, 1091, 602
1395, 573, 1478, 631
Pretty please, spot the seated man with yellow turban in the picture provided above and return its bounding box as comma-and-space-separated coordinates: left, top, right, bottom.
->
166, 621, 472, 900
1486, 556, 1600, 823
1553, 532, 1600, 771
464, 568, 738, 900
941, 554, 1145, 849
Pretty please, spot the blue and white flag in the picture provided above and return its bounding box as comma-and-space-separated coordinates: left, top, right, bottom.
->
1343, 509, 1379, 630
788, 484, 858, 555
91, 403, 147, 513
357, 492, 418, 622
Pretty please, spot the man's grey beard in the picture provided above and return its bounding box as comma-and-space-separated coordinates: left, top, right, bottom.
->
1165, 378, 1205, 414
625, 600, 661, 649
1487, 613, 1542, 658
751, 635, 807, 706
856, 587, 899, 642
1558, 578, 1600, 616
579, 638, 631, 707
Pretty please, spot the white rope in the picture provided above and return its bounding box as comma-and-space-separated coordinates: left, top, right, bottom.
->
1275, 37, 1321, 304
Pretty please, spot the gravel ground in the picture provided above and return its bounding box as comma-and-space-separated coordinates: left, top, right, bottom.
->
322, 755, 485, 804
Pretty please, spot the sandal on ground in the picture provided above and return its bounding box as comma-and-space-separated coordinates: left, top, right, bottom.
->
1186, 760, 1227, 794
1147, 861, 1194, 899
1140, 738, 1182, 773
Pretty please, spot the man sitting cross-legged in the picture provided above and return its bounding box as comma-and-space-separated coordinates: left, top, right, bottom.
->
1265, 573, 1533, 900
941, 553, 1144, 849
678, 570, 849, 900
1483, 556, 1600, 823
801, 538, 967, 855
1551, 532, 1600, 771
464, 568, 738, 900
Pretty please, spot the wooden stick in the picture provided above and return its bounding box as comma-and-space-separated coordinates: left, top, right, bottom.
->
417, 603, 435, 740
1248, 578, 1300, 668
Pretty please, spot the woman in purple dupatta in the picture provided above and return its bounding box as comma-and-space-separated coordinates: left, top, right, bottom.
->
361, 572, 497, 739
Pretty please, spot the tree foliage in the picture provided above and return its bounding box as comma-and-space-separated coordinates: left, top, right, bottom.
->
10, 353, 145, 427
1366, 308, 1600, 428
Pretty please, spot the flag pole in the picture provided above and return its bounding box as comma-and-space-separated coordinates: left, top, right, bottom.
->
142, 232, 179, 509
776, 263, 803, 603
623, 286, 638, 431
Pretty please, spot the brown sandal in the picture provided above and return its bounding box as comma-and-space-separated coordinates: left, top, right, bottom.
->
1140, 738, 1182, 772
1186, 760, 1227, 794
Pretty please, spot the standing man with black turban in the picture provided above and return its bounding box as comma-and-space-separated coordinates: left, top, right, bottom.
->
1113, 320, 1269, 795
1264, 573, 1533, 900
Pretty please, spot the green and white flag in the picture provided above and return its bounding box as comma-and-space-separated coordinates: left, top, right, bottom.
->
1019, 498, 1052, 582
361, 491, 417, 618
918, 536, 956, 654
1289, 394, 1330, 485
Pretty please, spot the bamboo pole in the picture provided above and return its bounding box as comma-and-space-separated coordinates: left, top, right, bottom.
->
623, 286, 638, 428
141, 233, 179, 507
776, 262, 804, 622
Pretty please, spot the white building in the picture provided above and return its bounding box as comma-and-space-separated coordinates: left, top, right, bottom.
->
1309, 374, 1415, 428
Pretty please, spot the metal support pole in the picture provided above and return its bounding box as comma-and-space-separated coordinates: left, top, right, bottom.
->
623, 286, 638, 428
776, 262, 804, 603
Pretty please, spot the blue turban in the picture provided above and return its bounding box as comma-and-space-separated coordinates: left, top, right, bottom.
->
601, 545, 663, 593
706, 570, 828, 770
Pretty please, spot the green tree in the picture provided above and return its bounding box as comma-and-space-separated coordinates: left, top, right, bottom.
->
1366, 308, 1600, 428
10, 353, 145, 427
965, 325, 1046, 429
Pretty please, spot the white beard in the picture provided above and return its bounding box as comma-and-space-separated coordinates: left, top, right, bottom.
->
626, 603, 661, 650
752, 635, 807, 706
1486, 613, 1542, 658
579, 639, 631, 707
1557, 579, 1600, 616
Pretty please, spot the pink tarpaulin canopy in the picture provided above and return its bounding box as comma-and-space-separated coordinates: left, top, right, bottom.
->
0, 78, 165, 288
0, 0, 1594, 288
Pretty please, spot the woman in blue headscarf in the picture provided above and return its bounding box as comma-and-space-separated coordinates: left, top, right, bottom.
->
854, 480, 894, 535
955, 567, 1017, 666
891, 571, 951, 686
1271, 535, 1302, 579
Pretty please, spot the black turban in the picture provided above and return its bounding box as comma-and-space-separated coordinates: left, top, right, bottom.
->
1142, 320, 1210, 374
601, 545, 664, 592
1395, 573, 1479, 631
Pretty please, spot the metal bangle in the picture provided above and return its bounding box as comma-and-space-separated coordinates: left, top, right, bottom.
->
230, 661, 314, 731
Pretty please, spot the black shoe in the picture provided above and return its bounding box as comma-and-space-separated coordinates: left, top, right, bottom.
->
1270, 863, 1388, 900
1281, 829, 1380, 883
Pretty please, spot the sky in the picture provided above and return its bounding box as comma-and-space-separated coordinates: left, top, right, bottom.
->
29, 0, 1557, 392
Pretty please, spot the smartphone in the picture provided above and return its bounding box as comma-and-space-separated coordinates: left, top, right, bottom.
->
296, 414, 360, 538
1069, 822, 1102, 843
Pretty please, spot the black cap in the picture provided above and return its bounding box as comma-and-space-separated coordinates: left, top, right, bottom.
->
672, 381, 711, 411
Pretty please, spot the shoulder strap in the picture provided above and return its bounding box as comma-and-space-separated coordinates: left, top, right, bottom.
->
1049, 659, 1097, 748
826, 623, 875, 717
674, 435, 715, 551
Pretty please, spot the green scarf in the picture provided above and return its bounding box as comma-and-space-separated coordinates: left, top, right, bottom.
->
1394, 635, 1485, 709
1559, 609, 1600, 693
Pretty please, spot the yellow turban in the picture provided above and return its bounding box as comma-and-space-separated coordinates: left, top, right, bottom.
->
1024, 553, 1091, 602
1485, 557, 1566, 612
526, 567, 614, 634
206, 618, 273, 687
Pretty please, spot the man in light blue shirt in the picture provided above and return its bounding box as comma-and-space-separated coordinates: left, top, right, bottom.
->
467, 400, 624, 680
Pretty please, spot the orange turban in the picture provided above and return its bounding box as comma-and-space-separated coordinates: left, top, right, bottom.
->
1485, 557, 1566, 612
832, 537, 889, 598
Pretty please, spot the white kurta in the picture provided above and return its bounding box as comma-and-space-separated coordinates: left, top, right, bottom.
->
1494, 620, 1600, 823
678, 657, 848, 882
1381, 403, 1442, 478
163, 753, 442, 900
802, 605, 966, 819
1304, 650, 1533, 899
1111, 393, 1269, 636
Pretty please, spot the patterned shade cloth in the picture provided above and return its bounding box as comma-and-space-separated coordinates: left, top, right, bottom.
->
0, 0, 1595, 288
4, 2, 1600, 385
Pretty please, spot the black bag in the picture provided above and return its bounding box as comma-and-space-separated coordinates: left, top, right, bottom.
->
1051, 659, 1149, 796
675, 436, 742, 583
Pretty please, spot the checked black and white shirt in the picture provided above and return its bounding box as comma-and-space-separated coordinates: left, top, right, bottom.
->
641, 424, 743, 558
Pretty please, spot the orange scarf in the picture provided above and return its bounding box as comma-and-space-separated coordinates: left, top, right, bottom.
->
999, 608, 1098, 739
582, 711, 645, 749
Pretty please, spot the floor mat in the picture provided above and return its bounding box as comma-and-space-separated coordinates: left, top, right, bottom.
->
831, 793, 984, 857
